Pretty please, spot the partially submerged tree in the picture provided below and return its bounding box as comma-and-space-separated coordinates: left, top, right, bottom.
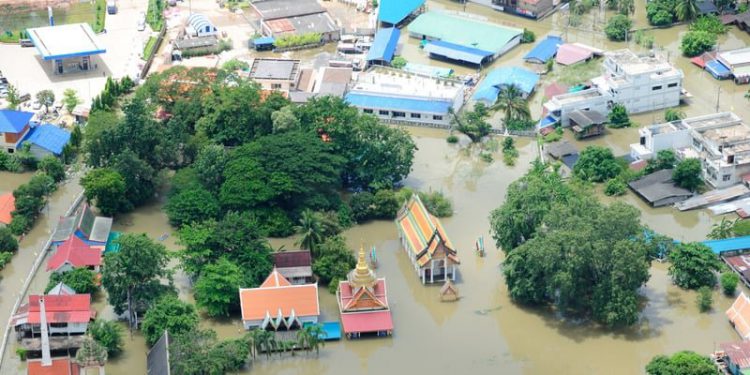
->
668, 242, 721, 289
672, 158, 702, 191
646, 350, 715, 375
141, 296, 199, 346
449, 103, 492, 143
573, 146, 623, 182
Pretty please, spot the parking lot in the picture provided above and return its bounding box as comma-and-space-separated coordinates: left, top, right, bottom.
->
0, 0, 150, 109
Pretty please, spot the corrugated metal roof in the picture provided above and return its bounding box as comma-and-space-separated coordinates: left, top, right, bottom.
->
703, 235, 750, 254
46, 235, 102, 271
0, 110, 32, 133
22, 124, 71, 155
472, 66, 539, 103
555, 43, 594, 65
340, 310, 393, 334
27, 23, 106, 61
366, 27, 400, 62
423, 40, 493, 65
706, 60, 732, 78
408, 11, 522, 54
378, 0, 425, 24
345, 92, 452, 114
523, 35, 563, 64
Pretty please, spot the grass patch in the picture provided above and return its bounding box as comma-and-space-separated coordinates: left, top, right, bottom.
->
0, 30, 23, 43
143, 36, 157, 59
93, 0, 106, 32
146, 0, 165, 32
553, 59, 603, 86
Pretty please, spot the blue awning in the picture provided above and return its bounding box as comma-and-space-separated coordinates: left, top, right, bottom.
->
523, 35, 563, 64
253, 37, 274, 45
702, 235, 750, 254
378, 0, 425, 24
367, 27, 400, 63
345, 92, 452, 114
423, 40, 493, 65
706, 60, 731, 79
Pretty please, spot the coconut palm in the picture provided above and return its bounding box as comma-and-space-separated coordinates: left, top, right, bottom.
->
675, 0, 699, 21
491, 84, 531, 126
246, 329, 277, 360
294, 210, 324, 256
708, 217, 737, 240
296, 324, 326, 357
664, 108, 686, 122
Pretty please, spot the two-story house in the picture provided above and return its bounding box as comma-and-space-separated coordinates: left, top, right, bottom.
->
0, 109, 34, 154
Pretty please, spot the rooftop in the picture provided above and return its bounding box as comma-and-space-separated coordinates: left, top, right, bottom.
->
366, 27, 400, 63
350, 68, 463, 101
408, 11, 522, 54
473, 66, 539, 103
27, 357, 80, 375
46, 235, 102, 272
147, 331, 170, 375
719, 48, 750, 66
605, 49, 679, 77
396, 194, 459, 267
22, 124, 72, 156
250, 58, 300, 81
0, 192, 14, 225
549, 88, 603, 106
251, 0, 325, 20
239, 269, 319, 321
13, 294, 92, 326
378, 0, 425, 24
272, 250, 312, 268
728, 292, 750, 340
628, 169, 692, 204
703, 235, 750, 254
0, 109, 33, 134
545, 141, 578, 159
27, 23, 106, 61
285, 12, 338, 35
683, 112, 742, 130
644, 121, 688, 136
720, 341, 750, 370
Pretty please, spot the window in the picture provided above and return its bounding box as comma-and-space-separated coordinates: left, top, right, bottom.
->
271, 83, 282, 90
392, 111, 406, 118
363, 109, 373, 114
410, 113, 421, 119
723, 174, 732, 182
668, 83, 678, 88
652, 86, 662, 91
379, 110, 389, 116
433, 115, 443, 121
50, 323, 68, 328
6, 148, 13, 154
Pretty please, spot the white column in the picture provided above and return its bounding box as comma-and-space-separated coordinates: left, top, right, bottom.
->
430, 260, 434, 283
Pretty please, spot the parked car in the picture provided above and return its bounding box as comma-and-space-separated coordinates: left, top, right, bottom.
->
107, 0, 117, 14
19, 39, 34, 47
31, 101, 41, 110
18, 92, 30, 102
137, 12, 146, 31
168, 0, 177, 6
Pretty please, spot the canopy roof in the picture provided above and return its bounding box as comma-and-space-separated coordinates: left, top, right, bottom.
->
378, 0, 425, 24
523, 35, 563, 64
408, 11, 522, 54
423, 40, 493, 65
366, 27, 400, 63
27, 23, 105, 61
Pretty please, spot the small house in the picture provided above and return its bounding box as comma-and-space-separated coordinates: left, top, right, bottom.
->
239, 268, 319, 330
628, 169, 693, 207
0, 109, 33, 154
272, 250, 313, 284
52, 204, 113, 248
396, 195, 459, 284
21, 124, 71, 159
337, 246, 393, 338
727, 292, 750, 340
0, 192, 15, 225
569, 109, 606, 139
46, 235, 103, 273
12, 294, 94, 339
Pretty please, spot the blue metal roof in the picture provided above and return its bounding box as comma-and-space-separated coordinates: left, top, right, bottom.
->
523, 35, 563, 64
254, 37, 274, 45
702, 235, 750, 254
0, 110, 33, 134
706, 60, 731, 79
367, 27, 400, 62
378, 0, 425, 24
345, 92, 452, 114
472, 67, 539, 103
423, 40, 493, 65
22, 124, 71, 155
539, 115, 558, 128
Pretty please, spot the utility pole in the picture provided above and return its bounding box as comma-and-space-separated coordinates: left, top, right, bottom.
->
716, 86, 721, 112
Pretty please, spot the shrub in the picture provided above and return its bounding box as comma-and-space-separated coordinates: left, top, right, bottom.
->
634, 30, 654, 49
350, 191, 375, 222
608, 104, 631, 128
274, 33, 321, 48
88, 320, 124, 357
605, 15, 632, 41
680, 30, 717, 57
446, 135, 459, 144
690, 15, 728, 34
604, 178, 627, 196
697, 286, 713, 312
418, 191, 453, 217
521, 28, 536, 43
391, 56, 407, 69
38, 156, 65, 183
721, 272, 739, 296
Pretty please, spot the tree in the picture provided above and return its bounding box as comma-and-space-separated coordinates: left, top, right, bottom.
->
680, 30, 717, 57
271, 105, 300, 134
74, 337, 107, 368
645, 149, 677, 174
450, 104, 492, 143
101, 233, 172, 328
45, 268, 98, 295
391, 56, 407, 69
372, 189, 400, 219
35, 90, 55, 113
113, 149, 157, 207
418, 191, 453, 217
664, 108, 685, 122
0, 227, 18, 253
245, 328, 277, 360
608, 104, 631, 128
294, 210, 325, 255
696, 286, 713, 312
296, 324, 325, 356
521, 28, 535, 43
141, 296, 199, 346
221, 58, 249, 71
193, 144, 228, 191
491, 85, 531, 125
734, 219, 750, 236
170, 328, 250, 374
675, 0, 699, 21
81, 168, 129, 216
165, 187, 220, 228
312, 236, 356, 293
6, 84, 20, 110
194, 258, 244, 317
708, 217, 737, 240
38, 156, 65, 183
574, 146, 623, 182
88, 320, 124, 357
672, 158, 702, 191
646, 351, 715, 375
63, 88, 80, 114
605, 15, 632, 41
604, 178, 627, 196
721, 271, 739, 296
618, 0, 635, 14
668, 242, 721, 289
690, 14, 728, 34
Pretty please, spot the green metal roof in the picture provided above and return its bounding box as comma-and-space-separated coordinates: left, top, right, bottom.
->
104, 231, 122, 254
408, 11, 522, 54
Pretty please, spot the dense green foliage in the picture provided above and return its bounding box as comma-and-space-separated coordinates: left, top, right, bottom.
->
165, 187, 220, 227
10, 173, 57, 235
491, 85, 531, 128
146, 0, 165, 31
668, 242, 721, 289
141, 296, 199, 346
604, 178, 627, 196
312, 236, 356, 293
391, 56, 408, 69
721, 272, 739, 296
734, 219, 750, 236
36, 90, 54, 113
38, 156, 65, 183
708, 217, 736, 240
696, 286, 713, 312
675, 0, 700, 21
45, 268, 98, 295
63, 89, 81, 114
274, 33, 322, 48
646, 351, 716, 375
418, 191, 454, 218
680, 30, 717, 57
521, 28, 536, 43
450, 103, 492, 143
491, 165, 663, 327
574, 146, 623, 182
664, 109, 685, 122
81, 168, 128, 217
645, 150, 677, 174
170, 328, 250, 374
0, 227, 18, 270
607, 104, 631, 128
88, 320, 124, 357
502, 137, 519, 166
194, 258, 244, 317
690, 15, 728, 34
605, 15, 632, 41
672, 158, 702, 191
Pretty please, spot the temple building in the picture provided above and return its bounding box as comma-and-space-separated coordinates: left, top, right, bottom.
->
239, 268, 319, 331
337, 246, 393, 339
396, 195, 460, 284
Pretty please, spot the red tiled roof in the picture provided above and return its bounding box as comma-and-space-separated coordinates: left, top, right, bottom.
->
340, 310, 393, 334
240, 270, 319, 321
728, 292, 750, 340
272, 251, 312, 268
0, 193, 14, 225
338, 278, 389, 311
46, 235, 102, 272
23, 294, 92, 324
27, 357, 80, 375
266, 18, 295, 33
721, 341, 750, 369
544, 83, 569, 99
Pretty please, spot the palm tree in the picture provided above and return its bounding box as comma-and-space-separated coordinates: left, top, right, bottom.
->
491, 84, 531, 128
296, 324, 326, 357
294, 210, 324, 256
246, 329, 277, 359
708, 217, 737, 240
675, 0, 699, 21
664, 108, 686, 122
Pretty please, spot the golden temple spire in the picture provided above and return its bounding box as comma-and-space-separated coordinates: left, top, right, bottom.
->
349, 244, 377, 290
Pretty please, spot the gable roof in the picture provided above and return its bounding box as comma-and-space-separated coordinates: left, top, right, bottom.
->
728, 292, 750, 340
27, 357, 80, 375
272, 250, 312, 268
720, 341, 750, 370
0, 109, 33, 133
473, 67, 539, 103
251, 0, 325, 20
523, 35, 563, 64
13, 294, 92, 325
628, 169, 692, 205
47, 282, 76, 296
239, 270, 319, 321
46, 235, 102, 271
339, 278, 389, 312
22, 124, 71, 155
0, 192, 15, 225
396, 195, 458, 267
423, 40, 493, 65
556, 43, 594, 65
408, 11, 522, 54
378, 0, 425, 24
366, 27, 400, 63
147, 331, 170, 375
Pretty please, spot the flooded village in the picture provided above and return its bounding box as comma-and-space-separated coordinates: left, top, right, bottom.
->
1, 0, 750, 373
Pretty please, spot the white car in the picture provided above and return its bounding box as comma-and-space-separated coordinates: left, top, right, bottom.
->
31, 101, 41, 110
137, 12, 146, 31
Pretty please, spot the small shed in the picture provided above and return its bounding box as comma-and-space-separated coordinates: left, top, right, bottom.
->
439, 279, 459, 302
556, 43, 595, 66
187, 14, 218, 37
22, 124, 71, 159
569, 109, 606, 139
628, 169, 693, 207
545, 140, 578, 160
366, 27, 400, 65
523, 35, 563, 64
252, 36, 275, 51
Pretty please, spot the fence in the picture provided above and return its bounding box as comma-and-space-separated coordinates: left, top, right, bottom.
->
140, 25, 167, 80
0, 190, 85, 366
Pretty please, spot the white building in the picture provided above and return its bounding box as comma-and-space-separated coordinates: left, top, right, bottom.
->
544, 49, 683, 127
344, 68, 465, 127
187, 14, 218, 37
630, 112, 750, 189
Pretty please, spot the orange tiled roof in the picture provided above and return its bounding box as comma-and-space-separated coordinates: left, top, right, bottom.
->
27, 357, 80, 375
728, 292, 750, 340
0, 192, 15, 225
240, 269, 319, 321
396, 195, 458, 266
